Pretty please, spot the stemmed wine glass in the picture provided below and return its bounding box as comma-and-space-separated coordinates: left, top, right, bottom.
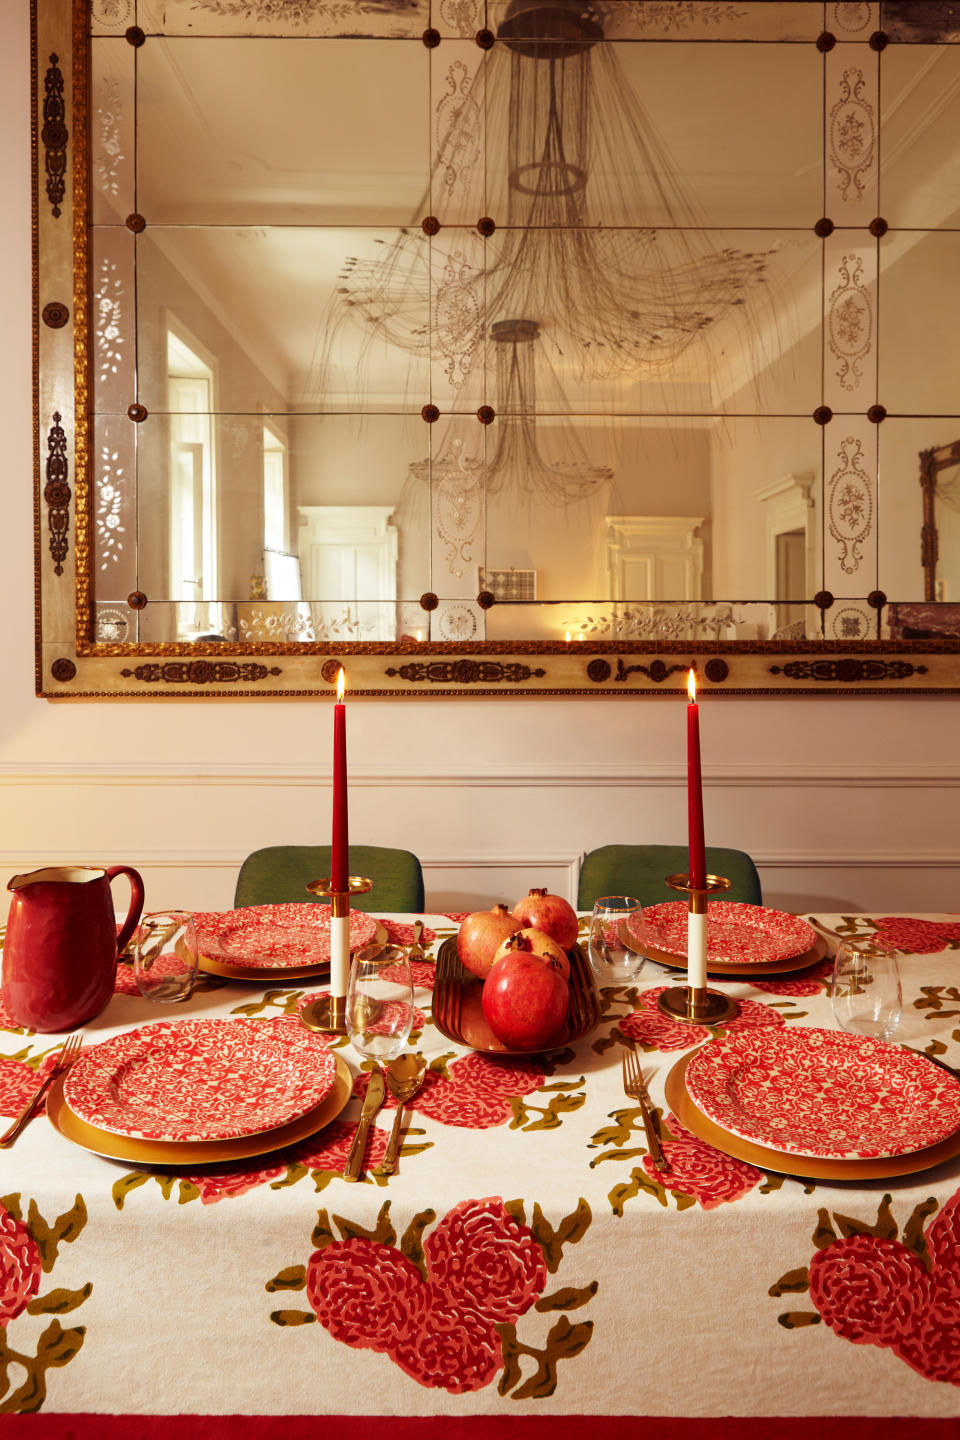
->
345, 948, 415, 1064
831, 936, 903, 1042
588, 896, 645, 987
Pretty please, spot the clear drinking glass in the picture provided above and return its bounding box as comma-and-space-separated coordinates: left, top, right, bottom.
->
831, 937, 903, 1041
133, 911, 199, 1003
346, 950, 415, 1063
588, 896, 645, 987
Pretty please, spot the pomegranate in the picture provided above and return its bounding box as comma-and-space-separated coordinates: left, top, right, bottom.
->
482, 946, 569, 1051
491, 928, 571, 982
511, 888, 579, 950
457, 903, 523, 980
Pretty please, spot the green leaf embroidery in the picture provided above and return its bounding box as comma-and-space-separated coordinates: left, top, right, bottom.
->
26, 1196, 87, 1272
778, 1311, 822, 1330
26, 1284, 93, 1316
768, 1267, 810, 1297
111, 1173, 150, 1210
266, 1265, 307, 1293
269, 1310, 316, 1326
525, 1199, 592, 1273
399, 1208, 436, 1281
534, 1281, 598, 1312
35, 1320, 86, 1366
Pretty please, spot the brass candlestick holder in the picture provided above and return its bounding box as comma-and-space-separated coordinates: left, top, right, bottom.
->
299, 875, 373, 1034
656, 872, 739, 1025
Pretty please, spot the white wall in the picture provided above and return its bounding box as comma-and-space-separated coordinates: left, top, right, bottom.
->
2, 2, 958, 923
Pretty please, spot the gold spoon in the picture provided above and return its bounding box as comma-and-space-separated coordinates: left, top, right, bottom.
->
376, 1053, 427, 1176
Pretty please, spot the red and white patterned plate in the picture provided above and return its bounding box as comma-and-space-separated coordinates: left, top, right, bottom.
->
63, 1016, 339, 1142
631, 901, 817, 966
684, 1027, 960, 1160
192, 903, 377, 970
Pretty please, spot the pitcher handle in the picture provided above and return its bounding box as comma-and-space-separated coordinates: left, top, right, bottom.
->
106, 865, 146, 958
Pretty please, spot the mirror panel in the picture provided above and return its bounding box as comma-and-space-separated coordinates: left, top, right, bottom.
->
32, 0, 960, 695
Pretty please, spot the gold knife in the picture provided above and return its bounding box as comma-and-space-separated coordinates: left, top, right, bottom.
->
343, 1067, 386, 1182
635, 1068, 670, 1172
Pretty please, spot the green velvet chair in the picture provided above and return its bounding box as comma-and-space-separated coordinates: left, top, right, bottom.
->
234, 845, 425, 913
577, 844, 762, 911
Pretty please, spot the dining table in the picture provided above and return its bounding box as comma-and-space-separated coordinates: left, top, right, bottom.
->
0, 906, 959, 1439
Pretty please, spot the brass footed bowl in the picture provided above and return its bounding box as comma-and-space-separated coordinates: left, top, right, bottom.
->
432, 937, 601, 1055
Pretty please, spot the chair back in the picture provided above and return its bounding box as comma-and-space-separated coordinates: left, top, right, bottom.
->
577, 844, 762, 910
234, 845, 425, 913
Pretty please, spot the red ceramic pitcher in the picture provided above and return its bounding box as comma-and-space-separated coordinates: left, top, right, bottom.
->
3, 864, 145, 1031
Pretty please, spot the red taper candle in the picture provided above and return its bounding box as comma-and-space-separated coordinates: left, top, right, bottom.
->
331, 667, 348, 892
687, 668, 706, 891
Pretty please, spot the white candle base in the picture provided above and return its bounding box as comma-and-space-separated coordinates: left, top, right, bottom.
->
330, 915, 350, 998
687, 909, 707, 991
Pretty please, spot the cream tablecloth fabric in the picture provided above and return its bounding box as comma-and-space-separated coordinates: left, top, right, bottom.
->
0, 911, 958, 1418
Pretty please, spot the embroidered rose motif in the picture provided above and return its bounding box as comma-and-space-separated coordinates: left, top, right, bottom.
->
306, 1239, 429, 1351
748, 959, 833, 996
292, 1118, 387, 1174
0, 1203, 41, 1326
304, 1198, 546, 1392
794, 1189, 960, 1385
354, 1052, 544, 1129
180, 1161, 289, 1205
0, 1054, 59, 1118
642, 1113, 763, 1209
874, 917, 960, 955
809, 1235, 934, 1346
424, 1196, 547, 1323
619, 985, 784, 1052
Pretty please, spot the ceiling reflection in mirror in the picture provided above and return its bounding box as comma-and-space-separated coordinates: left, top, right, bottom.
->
33, 1, 960, 692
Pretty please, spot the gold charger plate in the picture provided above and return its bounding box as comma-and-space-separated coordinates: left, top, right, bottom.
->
198, 922, 389, 982
622, 923, 828, 977
46, 1054, 352, 1167
664, 1051, 960, 1182
433, 936, 601, 1055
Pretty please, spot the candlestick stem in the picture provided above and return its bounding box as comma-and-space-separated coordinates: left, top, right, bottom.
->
299, 876, 374, 1035
656, 872, 739, 1025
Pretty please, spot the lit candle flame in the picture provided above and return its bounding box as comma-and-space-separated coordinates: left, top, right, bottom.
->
416, 629, 423, 643
687, 667, 697, 703
336, 667, 345, 702
564, 631, 571, 643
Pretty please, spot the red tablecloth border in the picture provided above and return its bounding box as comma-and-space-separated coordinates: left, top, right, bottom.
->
0, 1418, 956, 1438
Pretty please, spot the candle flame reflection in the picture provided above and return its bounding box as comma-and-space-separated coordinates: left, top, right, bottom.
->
336, 667, 345, 702
687, 668, 697, 703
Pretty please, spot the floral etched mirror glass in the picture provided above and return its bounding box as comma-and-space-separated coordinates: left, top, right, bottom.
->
32, 0, 960, 696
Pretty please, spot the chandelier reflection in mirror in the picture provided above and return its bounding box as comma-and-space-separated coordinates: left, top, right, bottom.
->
320, 0, 779, 620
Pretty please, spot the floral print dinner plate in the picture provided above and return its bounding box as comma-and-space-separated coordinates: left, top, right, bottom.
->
63, 1017, 340, 1142
633, 901, 817, 966
684, 1027, 960, 1160
192, 902, 378, 970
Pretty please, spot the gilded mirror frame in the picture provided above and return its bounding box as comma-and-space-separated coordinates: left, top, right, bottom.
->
32, 0, 960, 698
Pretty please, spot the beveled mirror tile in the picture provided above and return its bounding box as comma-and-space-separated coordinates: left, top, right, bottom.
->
89, 0, 135, 35
823, 416, 878, 596
89, 38, 134, 223
823, 233, 877, 412
878, 417, 956, 603
430, 41, 485, 224
138, 38, 430, 225
878, 229, 960, 414
880, 44, 960, 229
484, 40, 821, 231
825, 44, 879, 224
824, 599, 875, 641
433, 599, 486, 643
135, 227, 429, 414
429, 227, 488, 410
488, 1, 823, 43
136, 0, 428, 38
91, 413, 137, 590
427, 413, 486, 595
89, 227, 135, 415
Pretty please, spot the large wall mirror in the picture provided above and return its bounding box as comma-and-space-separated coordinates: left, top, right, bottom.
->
33, 0, 960, 696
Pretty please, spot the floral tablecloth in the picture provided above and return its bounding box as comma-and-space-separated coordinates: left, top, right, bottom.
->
0, 911, 959, 1423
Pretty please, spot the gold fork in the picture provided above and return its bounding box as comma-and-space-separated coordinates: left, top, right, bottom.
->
406, 919, 426, 962
0, 1032, 83, 1147
621, 1045, 669, 1172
